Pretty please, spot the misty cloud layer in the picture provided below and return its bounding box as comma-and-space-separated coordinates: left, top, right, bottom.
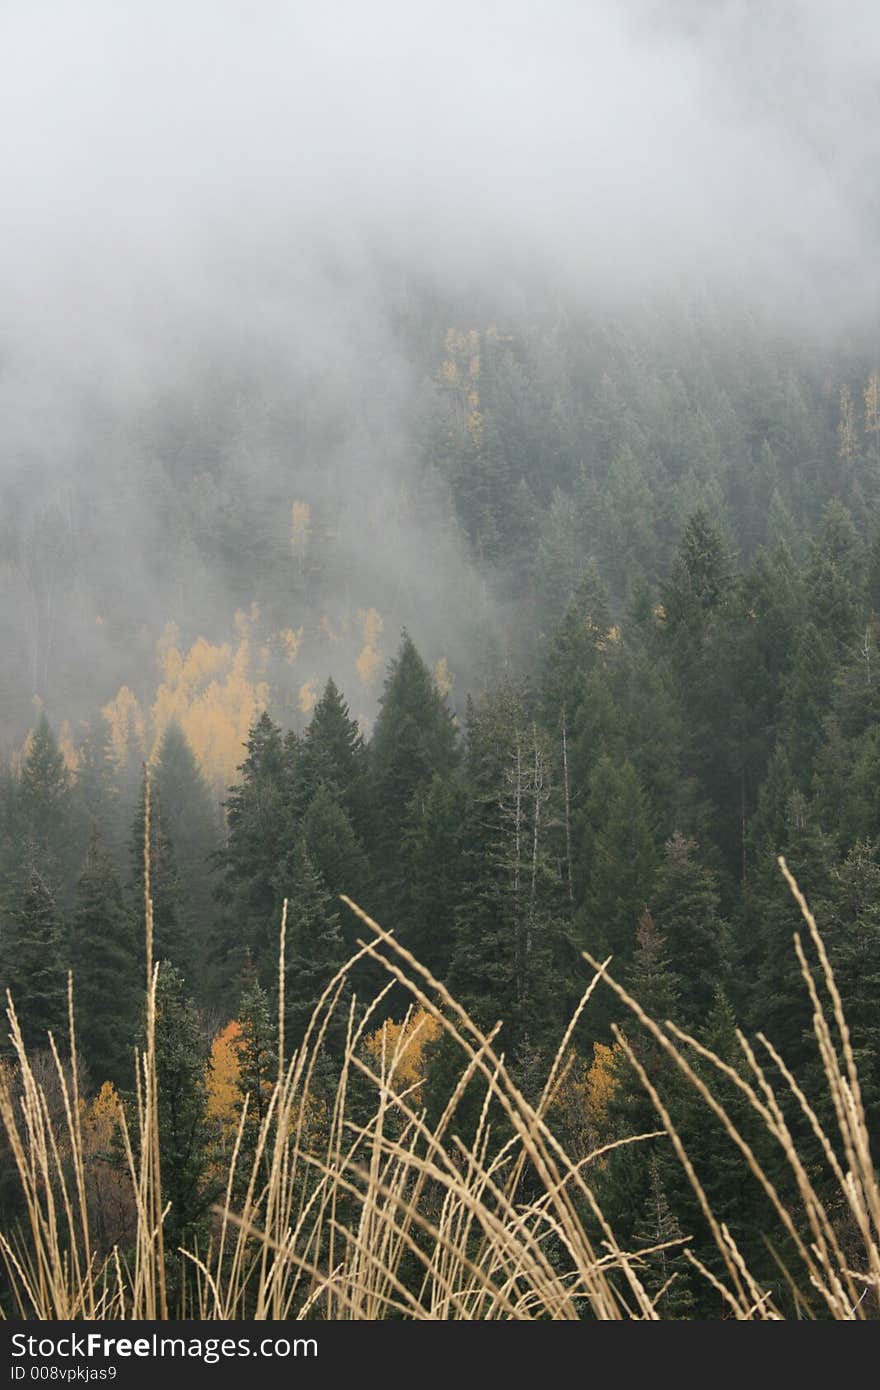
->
2, 1, 879, 749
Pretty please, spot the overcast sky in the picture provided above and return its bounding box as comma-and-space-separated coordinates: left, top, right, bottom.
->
4, 0, 879, 355
1, 2, 879, 741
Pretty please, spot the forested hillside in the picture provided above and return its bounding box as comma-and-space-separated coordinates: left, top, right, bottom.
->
3, 0, 880, 1323
3, 336, 880, 1312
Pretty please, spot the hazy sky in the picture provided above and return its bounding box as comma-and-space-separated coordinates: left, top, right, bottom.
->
4, 0, 879, 346
1, 1, 879, 743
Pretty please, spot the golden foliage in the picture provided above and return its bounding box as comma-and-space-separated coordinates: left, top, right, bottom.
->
585, 1042, 618, 1129
433, 656, 453, 698
81, 1081, 123, 1153
280, 626, 303, 666
150, 627, 269, 793
550, 1041, 621, 1162
298, 676, 319, 715
355, 606, 384, 688
866, 371, 880, 441
78, 1081, 136, 1250
319, 614, 338, 645
57, 720, 80, 774
207, 1021, 243, 1136
363, 1007, 442, 1103
838, 383, 858, 463
440, 328, 483, 447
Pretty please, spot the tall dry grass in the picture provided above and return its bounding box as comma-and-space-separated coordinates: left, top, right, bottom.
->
0, 847, 877, 1320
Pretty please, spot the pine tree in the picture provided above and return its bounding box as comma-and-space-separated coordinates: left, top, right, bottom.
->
632, 1153, 695, 1317
810, 843, 880, 1142
151, 962, 215, 1291
577, 758, 658, 967
74, 717, 123, 869
661, 508, 736, 629
234, 957, 278, 1188
152, 721, 220, 958
1, 857, 66, 1053
299, 784, 374, 945
541, 562, 612, 730
598, 913, 684, 1265
751, 793, 837, 1069
17, 711, 75, 894
451, 692, 571, 1054
297, 679, 369, 834
779, 623, 837, 788
805, 500, 865, 654
370, 633, 458, 920
651, 833, 729, 1030
72, 830, 139, 1087
279, 844, 349, 1058
212, 712, 293, 991
401, 773, 467, 982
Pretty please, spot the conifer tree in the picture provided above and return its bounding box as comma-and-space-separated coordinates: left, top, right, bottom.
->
151, 962, 214, 1288
651, 833, 729, 1030
541, 563, 612, 730
72, 830, 139, 1086
213, 712, 293, 986
599, 913, 684, 1262
74, 717, 123, 869
234, 956, 278, 1188
751, 792, 837, 1068
18, 711, 75, 894
1, 857, 66, 1053
632, 1153, 695, 1318
299, 784, 374, 944
370, 633, 458, 919
280, 844, 349, 1058
297, 678, 369, 834
401, 773, 467, 981
152, 721, 220, 977
451, 691, 570, 1053
577, 758, 658, 966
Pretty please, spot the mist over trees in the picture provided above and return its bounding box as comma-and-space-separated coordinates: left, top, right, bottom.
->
1, 0, 880, 1320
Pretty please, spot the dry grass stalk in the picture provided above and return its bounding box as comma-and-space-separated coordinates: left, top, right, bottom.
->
0, 861, 876, 1318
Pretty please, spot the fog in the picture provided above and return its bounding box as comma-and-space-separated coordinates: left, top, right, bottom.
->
2, 1, 879, 769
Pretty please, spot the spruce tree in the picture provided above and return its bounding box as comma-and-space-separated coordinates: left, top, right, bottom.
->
151, 962, 214, 1288
298, 678, 369, 834
215, 711, 293, 977
541, 562, 612, 730
599, 913, 684, 1266
279, 844, 349, 1058
299, 784, 374, 943
72, 830, 139, 1086
401, 773, 467, 982
450, 692, 570, 1054
152, 721, 220, 976
577, 758, 658, 967
632, 1153, 695, 1318
234, 957, 278, 1189
17, 711, 75, 895
74, 717, 123, 870
651, 833, 729, 1031
1, 857, 67, 1053
370, 633, 458, 921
